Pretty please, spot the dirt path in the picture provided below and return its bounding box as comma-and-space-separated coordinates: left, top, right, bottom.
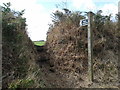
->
38, 60, 71, 88
35, 46, 70, 88
35, 46, 85, 88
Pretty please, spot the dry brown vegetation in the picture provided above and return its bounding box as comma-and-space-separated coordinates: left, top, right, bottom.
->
2, 3, 120, 89
45, 10, 119, 88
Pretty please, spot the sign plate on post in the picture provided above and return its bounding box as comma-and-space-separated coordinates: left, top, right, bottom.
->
80, 19, 88, 26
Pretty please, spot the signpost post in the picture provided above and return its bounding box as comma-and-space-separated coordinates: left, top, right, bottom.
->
87, 12, 94, 83
80, 12, 94, 83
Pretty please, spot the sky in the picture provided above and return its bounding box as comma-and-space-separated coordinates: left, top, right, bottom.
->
0, 0, 119, 41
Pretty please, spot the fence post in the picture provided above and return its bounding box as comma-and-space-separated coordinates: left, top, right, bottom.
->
87, 12, 94, 83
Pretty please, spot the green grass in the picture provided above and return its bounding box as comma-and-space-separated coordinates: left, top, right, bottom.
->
9, 79, 34, 89
33, 41, 45, 46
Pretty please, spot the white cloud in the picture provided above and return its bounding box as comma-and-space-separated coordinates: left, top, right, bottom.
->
72, 0, 96, 11
101, 4, 118, 16
100, 4, 118, 21
23, 3, 51, 41
71, 0, 118, 20
1, 0, 51, 41
118, 1, 120, 12
93, 0, 119, 3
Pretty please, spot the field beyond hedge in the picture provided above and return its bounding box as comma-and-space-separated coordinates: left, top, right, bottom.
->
33, 41, 45, 46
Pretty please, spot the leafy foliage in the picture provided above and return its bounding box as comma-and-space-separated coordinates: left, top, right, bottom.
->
2, 2, 26, 43
93, 10, 112, 31
2, 3, 37, 88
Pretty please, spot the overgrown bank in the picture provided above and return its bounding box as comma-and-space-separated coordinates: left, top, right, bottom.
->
2, 3, 48, 88
45, 9, 119, 88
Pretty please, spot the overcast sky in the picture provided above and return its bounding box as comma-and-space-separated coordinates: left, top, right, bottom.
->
0, 0, 119, 41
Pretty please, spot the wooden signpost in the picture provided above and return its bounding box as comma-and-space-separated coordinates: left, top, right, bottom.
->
87, 12, 94, 83
80, 12, 94, 83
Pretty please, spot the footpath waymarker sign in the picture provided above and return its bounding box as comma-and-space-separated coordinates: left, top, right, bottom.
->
80, 19, 88, 26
